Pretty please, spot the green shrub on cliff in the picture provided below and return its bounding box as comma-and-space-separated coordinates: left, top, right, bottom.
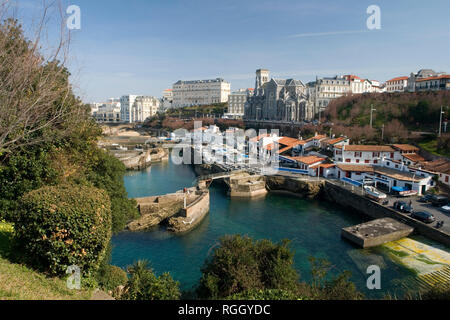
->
121, 260, 180, 300
14, 184, 112, 276
97, 265, 128, 292
197, 235, 300, 299
74, 147, 138, 233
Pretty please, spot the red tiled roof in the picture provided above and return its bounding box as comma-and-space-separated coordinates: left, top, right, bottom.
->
320, 163, 336, 169
337, 164, 374, 172
421, 159, 450, 175
325, 137, 348, 145
341, 145, 395, 152
306, 134, 327, 142
278, 137, 305, 146
287, 156, 325, 165
392, 144, 419, 152
416, 75, 450, 82
386, 76, 408, 82
402, 153, 426, 163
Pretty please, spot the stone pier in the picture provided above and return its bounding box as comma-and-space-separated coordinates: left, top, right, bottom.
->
342, 218, 414, 248
226, 173, 268, 198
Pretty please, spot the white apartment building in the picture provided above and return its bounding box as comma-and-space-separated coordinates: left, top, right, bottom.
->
334, 145, 398, 165
172, 78, 231, 108
415, 75, 450, 92
161, 89, 173, 110
385, 77, 408, 92
120, 95, 140, 123
314, 76, 351, 114
133, 96, 161, 122
92, 98, 122, 123
312, 75, 380, 115
225, 88, 253, 119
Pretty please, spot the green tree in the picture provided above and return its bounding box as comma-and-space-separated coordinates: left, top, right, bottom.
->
121, 260, 180, 300
197, 235, 299, 299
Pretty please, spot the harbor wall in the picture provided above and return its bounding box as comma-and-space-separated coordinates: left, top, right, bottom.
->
169, 191, 210, 233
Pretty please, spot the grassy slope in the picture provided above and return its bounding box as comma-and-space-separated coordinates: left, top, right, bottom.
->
418, 139, 450, 158
0, 221, 92, 300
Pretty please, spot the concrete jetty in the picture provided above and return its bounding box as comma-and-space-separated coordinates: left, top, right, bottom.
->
226, 173, 267, 198
342, 218, 414, 248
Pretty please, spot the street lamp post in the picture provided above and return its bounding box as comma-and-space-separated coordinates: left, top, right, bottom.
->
370, 105, 376, 128
439, 105, 445, 137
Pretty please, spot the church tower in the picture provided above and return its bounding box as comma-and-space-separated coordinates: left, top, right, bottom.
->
255, 69, 270, 95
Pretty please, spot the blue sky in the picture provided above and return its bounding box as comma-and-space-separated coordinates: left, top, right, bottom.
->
14, 0, 450, 102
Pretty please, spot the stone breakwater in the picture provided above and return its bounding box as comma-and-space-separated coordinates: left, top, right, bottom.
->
167, 190, 210, 233
126, 186, 209, 233
113, 148, 168, 170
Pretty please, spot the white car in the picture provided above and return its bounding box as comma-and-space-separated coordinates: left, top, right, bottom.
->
440, 205, 450, 214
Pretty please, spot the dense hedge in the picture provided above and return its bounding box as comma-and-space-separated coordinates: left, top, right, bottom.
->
14, 184, 112, 276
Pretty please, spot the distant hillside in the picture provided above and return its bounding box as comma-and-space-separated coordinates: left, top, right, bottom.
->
324, 91, 450, 143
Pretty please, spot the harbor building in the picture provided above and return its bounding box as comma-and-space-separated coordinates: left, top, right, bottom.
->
172, 78, 231, 108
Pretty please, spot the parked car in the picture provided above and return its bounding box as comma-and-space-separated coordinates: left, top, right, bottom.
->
418, 194, 434, 203
431, 195, 449, 207
440, 205, 450, 214
393, 201, 413, 213
411, 211, 436, 224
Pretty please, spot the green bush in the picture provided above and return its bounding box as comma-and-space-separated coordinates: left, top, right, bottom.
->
73, 147, 139, 233
97, 265, 128, 292
121, 260, 180, 300
0, 146, 57, 221
14, 184, 112, 276
197, 235, 299, 299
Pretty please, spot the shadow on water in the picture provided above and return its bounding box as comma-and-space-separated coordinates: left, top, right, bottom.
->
112, 159, 439, 298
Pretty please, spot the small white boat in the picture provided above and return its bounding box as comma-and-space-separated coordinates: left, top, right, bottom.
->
364, 186, 387, 202
398, 190, 418, 197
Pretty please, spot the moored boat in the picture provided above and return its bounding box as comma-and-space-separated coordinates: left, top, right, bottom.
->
364, 186, 387, 202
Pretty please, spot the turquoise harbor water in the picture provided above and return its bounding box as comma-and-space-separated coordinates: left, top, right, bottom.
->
112, 158, 423, 298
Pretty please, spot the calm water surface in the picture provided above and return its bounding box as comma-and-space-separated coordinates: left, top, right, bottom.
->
112, 158, 422, 298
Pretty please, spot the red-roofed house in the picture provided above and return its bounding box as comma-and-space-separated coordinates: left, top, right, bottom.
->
385, 76, 408, 92
334, 145, 397, 165
415, 75, 450, 92
321, 136, 350, 151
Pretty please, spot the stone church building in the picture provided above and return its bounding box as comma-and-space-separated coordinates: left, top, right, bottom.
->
244, 69, 314, 122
